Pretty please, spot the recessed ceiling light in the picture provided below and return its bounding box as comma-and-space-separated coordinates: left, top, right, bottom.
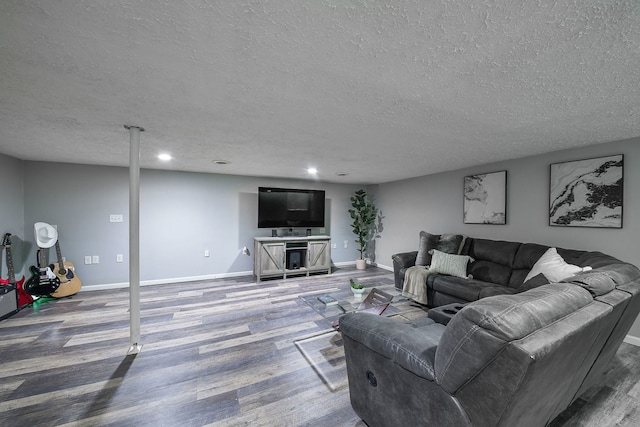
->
158, 153, 172, 161
307, 167, 318, 174
335, 172, 349, 177
212, 159, 231, 165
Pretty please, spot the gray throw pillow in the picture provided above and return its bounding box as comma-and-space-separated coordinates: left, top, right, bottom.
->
415, 231, 467, 266
437, 233, 467, 255
416, 231, 441, 266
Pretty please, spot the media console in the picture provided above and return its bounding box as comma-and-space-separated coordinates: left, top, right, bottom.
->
253, 236, 331, 282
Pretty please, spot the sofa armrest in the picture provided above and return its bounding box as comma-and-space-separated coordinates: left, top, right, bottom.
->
392, 251, 418, 269
340, 312, 445, 381
392, 251, 418, 289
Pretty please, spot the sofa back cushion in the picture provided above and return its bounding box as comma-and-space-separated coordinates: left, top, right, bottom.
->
511, 243, 621, 288
510, 243, 549, 287
434, 283, 593, 395
558, 248, 621, 269
465, 239, 521, 286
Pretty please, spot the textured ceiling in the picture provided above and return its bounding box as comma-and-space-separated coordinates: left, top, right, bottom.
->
1, 1, 639, 184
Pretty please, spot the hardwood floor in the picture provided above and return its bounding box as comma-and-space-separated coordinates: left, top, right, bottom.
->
0, 266, 639, 426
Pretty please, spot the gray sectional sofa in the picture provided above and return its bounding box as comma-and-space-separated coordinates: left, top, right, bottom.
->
392, 236, 621, 307
341, 236, 640, 426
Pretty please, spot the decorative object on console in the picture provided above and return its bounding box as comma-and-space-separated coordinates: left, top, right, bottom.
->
348, 189, 378, 270
549, 154, 623, 228
463, 170, 507, 225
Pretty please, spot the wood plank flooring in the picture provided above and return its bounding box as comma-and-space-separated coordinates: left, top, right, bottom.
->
1, 266, 639, 426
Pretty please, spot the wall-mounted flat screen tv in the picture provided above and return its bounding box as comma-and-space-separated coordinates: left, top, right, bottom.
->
258, 187, 325, 228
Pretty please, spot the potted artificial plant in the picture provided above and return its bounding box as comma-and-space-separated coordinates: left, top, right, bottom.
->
349, 189, 378, 270
350, 278, 366, 298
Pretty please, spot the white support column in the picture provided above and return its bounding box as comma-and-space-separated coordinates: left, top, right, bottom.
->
125, 124, 144, 355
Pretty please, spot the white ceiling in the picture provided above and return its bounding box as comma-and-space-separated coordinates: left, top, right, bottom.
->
1, 1, 639, 184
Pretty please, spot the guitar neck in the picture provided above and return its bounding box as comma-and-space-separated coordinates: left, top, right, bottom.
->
54, 242, 67, 274
38, 249, 48, 271
5, 245, 16, 283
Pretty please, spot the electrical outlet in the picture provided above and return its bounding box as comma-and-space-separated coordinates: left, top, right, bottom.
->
84, 256, 92, 265
109, 214, 124, 223
92, 255, 99, 264
331, 243, 337, 249
344, 240, 348, 248
116, 254, 123, 263
204, 250, 210, 257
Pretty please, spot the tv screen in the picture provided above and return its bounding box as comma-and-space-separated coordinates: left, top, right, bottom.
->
258, 187, 325, 228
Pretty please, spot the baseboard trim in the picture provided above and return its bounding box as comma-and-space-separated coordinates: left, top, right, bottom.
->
333, 261, 356, 267
624, 335, 640, 347
81, 270, 254, 291
332, 260, 394, 271
375, 262, 393, 272
79, 263, 361, 291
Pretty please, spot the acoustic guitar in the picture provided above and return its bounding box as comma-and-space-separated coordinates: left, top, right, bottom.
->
25, 248, 61, 297
49, 240, 82, 298
1, 233, 33, 308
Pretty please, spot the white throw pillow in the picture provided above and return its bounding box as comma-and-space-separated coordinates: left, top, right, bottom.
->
524, 247, 589, 283
429, 249, 472, 278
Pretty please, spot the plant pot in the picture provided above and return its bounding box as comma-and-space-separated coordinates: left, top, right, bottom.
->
356, 259, 367, 270
351, 287, 366, 299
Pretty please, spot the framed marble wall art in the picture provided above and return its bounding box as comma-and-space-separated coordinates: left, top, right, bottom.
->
463, 170, 507, 225
549, 154, 623, 228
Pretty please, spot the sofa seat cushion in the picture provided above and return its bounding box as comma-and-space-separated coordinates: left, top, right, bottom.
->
432, 275, 517, 302
339, 313, 446, 381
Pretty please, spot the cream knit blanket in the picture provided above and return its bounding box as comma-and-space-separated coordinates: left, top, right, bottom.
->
402, 265, 434, 305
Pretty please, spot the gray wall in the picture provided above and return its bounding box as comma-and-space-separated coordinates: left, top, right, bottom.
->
8, 136, 640, 338
374, 136, 640, 337
22, 162, 363, 286
0, 153, 26, 274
